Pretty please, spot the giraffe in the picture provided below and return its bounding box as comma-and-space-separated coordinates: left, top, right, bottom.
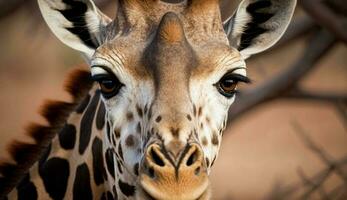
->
0, 0, 296, 199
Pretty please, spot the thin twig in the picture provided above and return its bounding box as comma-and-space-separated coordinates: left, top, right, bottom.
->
0, 0, 26, 20
334, 102, 347, 131
327, 183, 347, 200
297, 167, 331, 200
283, 89, 347, 103
292, 121, 347, 182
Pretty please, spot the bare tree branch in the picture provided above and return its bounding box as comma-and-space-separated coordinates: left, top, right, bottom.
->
335, 102, 347, 131
327, 183, 347, 199
325, 0, 347, 16
283, 89, 347, 103
0, 0, 25, 20
274, 16, 316, 48
300, 0, 347, 44
254, 16, 316, 58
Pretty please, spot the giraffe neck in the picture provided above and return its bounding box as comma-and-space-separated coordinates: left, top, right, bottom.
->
1, 69, 132, 199
9, 86, 111, 199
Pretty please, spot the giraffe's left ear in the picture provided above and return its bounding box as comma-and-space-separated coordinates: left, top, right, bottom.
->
223, 0, 296, 59
38, 0, 111, 58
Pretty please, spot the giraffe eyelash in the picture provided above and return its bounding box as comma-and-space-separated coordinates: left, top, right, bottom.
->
225, 74, 251, 84
214, 72, 251, 98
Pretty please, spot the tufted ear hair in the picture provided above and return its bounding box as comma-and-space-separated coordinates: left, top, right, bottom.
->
223, 0, 296, 59
38, 0, 112, 58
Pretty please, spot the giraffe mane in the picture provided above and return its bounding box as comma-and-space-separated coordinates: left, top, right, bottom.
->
0, 67, 94, 198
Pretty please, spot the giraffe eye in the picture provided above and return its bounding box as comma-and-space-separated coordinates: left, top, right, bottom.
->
92, 74, 123, 98
216, 73, 250, 98
220, 79, 237, 93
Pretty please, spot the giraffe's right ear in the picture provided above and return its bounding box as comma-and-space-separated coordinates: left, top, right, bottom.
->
38, 0, 111, 58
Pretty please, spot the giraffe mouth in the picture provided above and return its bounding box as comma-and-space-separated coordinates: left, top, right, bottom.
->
141, 187, 207, 200
138, 143, 209, 200
139, 181, 210, 200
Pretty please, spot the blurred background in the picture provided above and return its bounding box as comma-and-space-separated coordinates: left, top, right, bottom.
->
0, 0, 346, 199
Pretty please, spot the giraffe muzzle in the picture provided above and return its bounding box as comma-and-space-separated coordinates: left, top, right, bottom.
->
139, 143, 209, 200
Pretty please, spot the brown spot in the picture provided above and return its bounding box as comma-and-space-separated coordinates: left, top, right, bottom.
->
136, 123, 141, 134
148, 114, 152, 121
125, 135, 135, 147
148, 106, 153, 120
118, 179, 135, 197
133, 163, 139, 176
155, 116, 162, 123
200, 123, 204, 129
136, 105, 143, 117
126, 112, 133, 121
193, 105, 197, 116
205, 117, 210, 124
187, 114, 192, 121
203, 24, 208, 33
144, 104, 148, 114
198, 107, 202, 116
202, 137, 208, 146
211, 133, 219, 146
146, 131, 151, 141
114, 128, 121, 139
96, 102, 106, 130
170, 128, 180, 138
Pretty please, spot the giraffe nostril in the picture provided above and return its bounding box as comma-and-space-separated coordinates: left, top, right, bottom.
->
150, 148, 165, 167
186, 148, 198, 166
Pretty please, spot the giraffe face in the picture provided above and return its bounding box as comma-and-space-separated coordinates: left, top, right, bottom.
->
90, 12, 248, 198
38, 0, 296, 199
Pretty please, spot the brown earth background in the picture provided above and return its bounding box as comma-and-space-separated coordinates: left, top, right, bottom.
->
0, 1, 346, 199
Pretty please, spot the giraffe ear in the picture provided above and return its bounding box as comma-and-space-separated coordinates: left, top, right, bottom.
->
38, 0, 111, 58
223, 0, 296, 59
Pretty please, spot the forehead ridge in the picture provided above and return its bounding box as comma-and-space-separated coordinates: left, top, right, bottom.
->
95, 1, 231, 81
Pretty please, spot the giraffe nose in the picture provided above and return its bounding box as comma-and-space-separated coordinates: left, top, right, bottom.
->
140, 143, 209, 200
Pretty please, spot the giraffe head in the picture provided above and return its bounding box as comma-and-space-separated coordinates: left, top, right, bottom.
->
38, 0, 296, 199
